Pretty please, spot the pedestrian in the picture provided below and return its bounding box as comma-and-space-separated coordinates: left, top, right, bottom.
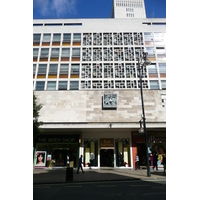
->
77, 155, 84, 174
153, 152, 158, 170
135, 154, 139, 170
162, 154, 166, 175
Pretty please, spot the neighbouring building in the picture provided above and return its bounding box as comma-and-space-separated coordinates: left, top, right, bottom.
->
33, 0, 166, 169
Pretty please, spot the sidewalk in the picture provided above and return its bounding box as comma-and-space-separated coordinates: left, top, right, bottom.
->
33, 167, 166, 185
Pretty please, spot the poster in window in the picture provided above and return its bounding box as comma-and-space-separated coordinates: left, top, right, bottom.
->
35, 151, 46, 167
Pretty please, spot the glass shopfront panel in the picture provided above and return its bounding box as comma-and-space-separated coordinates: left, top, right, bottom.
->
84, 139, 98, 167
35, 135, 79, 167
115, 138, 131, 167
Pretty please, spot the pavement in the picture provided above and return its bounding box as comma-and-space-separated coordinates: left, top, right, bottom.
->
33, 167, 166, 185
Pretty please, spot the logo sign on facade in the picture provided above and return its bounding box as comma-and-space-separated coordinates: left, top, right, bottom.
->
100, 138, 114, 149
103, 94, 117, 108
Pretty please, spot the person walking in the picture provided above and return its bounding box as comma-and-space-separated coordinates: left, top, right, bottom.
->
77, 155, 84, 174
162, 154, 166, 175
135, 154, 139, 170
153, 152, 158, 170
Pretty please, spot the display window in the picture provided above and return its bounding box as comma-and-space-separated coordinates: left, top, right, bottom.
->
84, 139, 98, 167
115, 138, 131, 167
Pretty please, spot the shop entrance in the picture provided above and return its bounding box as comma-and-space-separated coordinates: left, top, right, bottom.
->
100, 149, 114, 167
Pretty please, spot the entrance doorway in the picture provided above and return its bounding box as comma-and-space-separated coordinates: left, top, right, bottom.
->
100, 149, 114, 167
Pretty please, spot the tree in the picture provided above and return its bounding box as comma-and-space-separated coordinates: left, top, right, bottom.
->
33, 92, 43, 165
33, 92, 43, 143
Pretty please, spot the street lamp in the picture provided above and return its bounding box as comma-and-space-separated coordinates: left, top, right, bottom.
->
137, 51, 151, 177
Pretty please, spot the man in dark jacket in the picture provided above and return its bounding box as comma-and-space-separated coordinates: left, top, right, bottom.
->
153, 152, 158, 170
77, 155, 84, 174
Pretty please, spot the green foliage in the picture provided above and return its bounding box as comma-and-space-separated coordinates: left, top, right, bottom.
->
33, 92, 43, 144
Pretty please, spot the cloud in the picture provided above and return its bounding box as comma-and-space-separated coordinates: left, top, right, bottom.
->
33, 0, 77, 18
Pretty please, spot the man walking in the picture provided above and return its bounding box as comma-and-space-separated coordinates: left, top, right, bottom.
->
77, 155, 84, 174
135, 154, 139, 170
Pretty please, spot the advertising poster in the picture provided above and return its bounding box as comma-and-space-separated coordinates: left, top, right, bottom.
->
35, 151, 46, 167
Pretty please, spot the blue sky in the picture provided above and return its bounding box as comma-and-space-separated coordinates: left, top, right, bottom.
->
33, 0, 166, 19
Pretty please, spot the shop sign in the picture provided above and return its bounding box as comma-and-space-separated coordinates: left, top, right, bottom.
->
37, 135, 79, 143
100, 138, 114, 148
148, 136, 166, 143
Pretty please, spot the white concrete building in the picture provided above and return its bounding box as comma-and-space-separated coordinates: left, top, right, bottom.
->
33, 1, 166, 169
111, 0, 146, 18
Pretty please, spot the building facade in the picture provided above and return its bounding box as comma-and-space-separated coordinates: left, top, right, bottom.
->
33, 1, 166, 169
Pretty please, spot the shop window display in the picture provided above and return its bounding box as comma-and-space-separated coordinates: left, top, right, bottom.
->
115, 138, 131, 167
84, 139, 98, 167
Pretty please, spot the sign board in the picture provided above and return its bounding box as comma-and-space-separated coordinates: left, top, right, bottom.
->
103, 94, 117, 108
100, 138, 114, 149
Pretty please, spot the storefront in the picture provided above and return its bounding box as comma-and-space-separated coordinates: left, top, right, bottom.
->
34, 134, 80, 168
132, 132, 166, 169
83, 134, 132, 168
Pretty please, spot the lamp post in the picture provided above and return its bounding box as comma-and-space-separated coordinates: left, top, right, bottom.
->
137, 51, 151, 177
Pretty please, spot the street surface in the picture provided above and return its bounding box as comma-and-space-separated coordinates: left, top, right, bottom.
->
33, 179, 166, 200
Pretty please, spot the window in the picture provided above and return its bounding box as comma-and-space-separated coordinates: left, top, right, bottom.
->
52, 34, 61, 46
33, 48, 39, 58
63, 33, 71, 42
43, 34, 51, 43
73, 33, 81, 42
73, 33, 81, 46
71, 64, 79, 78
161, 80, 166, 90
36, 81, 45, 90
58, 81, 68, 90
47, 81, 56, 90
51, 48, 59, 58
156, 47, 166, 61
61, 48, 70, 61
146, 47, 155, 61
150, 80, 159, 90
48, 64, 58, 78
72, 48, 81, 61
40, 48, 49, 58
33, 64, 36, 77
159, 63, 166, 78
148, 64, 158, 78
144, 32, 153, 45
70, 81, 79, 90
38, 64, 47, 75
53, 34, 61, 42
33, 34, 41, 43
59, 64, 69, 78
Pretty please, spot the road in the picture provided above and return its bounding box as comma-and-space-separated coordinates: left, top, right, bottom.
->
33, 179, 166, 200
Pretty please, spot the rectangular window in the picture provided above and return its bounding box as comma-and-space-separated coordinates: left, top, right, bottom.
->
71, 64, 79, 78
58, 81, 68, 90
161, 80, 166, 90
156, 47, 166, 61
72, 48, 80, 62
36, 81, 45, 90
47, 81, 56, 90
150, 80, 159, 90
52, 33, 61, 46
146, 47, 155, 61
63, 33, 71, 46
159, 63, 166, 78
33, 34, 41, 45
48, 64, 58, 78
40, 48, 49, 61
33, 48, 39, 61
33, 64, 36, 78
70, 81, 79, 90
50, 48, 59, 61
148, 64, 158, 78
144, 32, 153, 45
73, 33, 81, 46
37, 64, 47, 78
59, 64, 69, 78
42, 34, 51, 46
61, 48, 70, 61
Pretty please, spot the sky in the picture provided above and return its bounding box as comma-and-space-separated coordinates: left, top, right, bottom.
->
33, 0, 166, 19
